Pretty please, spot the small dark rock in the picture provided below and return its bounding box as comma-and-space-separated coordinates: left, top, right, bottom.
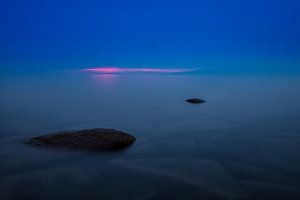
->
27, 128, 136, 151
186, 98, 206, 104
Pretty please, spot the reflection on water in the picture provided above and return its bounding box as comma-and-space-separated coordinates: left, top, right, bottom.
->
92, 74, 119, 86
0, 73, 300, 200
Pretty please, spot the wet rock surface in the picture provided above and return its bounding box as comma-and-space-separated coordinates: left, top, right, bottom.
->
27, 128, 136, 151
186, 98, 206, 104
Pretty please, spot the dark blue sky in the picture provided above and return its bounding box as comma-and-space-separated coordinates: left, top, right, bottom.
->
0, 0, 299, 74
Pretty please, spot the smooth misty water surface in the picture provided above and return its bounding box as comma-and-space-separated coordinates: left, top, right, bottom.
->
1, 73, 300, 200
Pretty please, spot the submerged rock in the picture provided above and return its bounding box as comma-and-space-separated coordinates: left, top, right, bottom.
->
109, 158, 248, 199
185, 98, 206, 104
27, 128, 136, 151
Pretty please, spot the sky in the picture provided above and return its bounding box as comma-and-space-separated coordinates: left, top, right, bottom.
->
0, 0, 299, 75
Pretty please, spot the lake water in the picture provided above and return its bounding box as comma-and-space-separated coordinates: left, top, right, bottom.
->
1, 72, 300, 200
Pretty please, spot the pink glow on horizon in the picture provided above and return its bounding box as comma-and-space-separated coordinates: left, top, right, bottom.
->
85, 67, 123, 73
84, 67, 194, 74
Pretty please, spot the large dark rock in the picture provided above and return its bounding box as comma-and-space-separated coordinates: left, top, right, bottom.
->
27, 128, 136, 151
186, 98, 206, 104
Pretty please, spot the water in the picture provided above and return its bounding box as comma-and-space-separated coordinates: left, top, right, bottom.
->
1, 72, 300, 200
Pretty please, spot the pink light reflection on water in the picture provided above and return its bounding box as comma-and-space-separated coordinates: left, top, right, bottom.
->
92, 74, 119, 86
84, 67, 193, 74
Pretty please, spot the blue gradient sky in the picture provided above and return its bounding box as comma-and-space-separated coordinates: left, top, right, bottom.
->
0, 0, 299, 74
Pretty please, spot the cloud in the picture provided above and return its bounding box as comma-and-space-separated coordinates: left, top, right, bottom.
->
84, 67, 195, 74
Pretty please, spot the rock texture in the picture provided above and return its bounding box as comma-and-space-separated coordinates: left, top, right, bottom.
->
27, 128, 135, 151
185, 98, 206, 104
